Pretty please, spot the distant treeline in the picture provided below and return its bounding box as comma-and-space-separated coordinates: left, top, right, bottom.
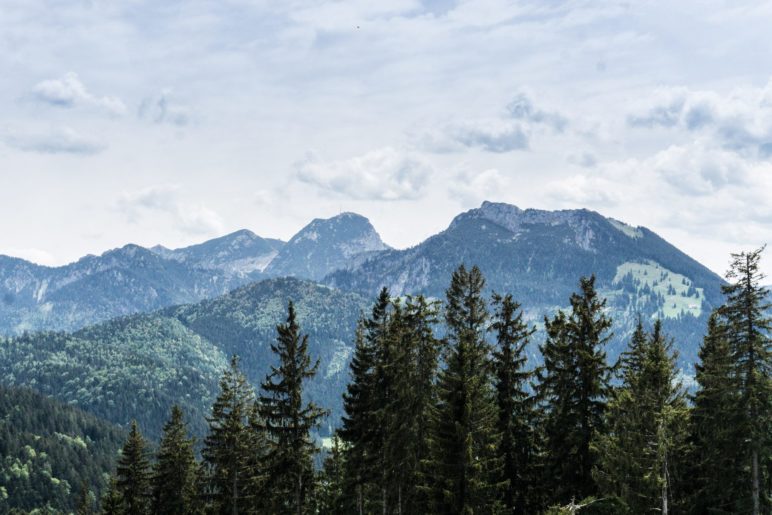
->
77, 248, 770, 515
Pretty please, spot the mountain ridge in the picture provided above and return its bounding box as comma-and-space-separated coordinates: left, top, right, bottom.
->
0, 212, 388, 334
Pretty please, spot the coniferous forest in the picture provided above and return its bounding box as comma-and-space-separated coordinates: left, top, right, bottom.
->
8, 248, 771, 515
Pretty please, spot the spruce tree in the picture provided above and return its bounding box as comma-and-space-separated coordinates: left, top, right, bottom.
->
719, 246, 771, 515
378, 295, 442, 515
596, 321, 688, 514
258, 301, 326, 515
689, 312, 743, 513
339, 290, 391, 515
116, 420, 151, 515
427, 264, 502, 514
339, 319, 377, 515
490, 293, 537, 515
371, 288, 398, 514
201, 356, 261, 515
537, 275, 612, 504
401, 295, 442, 514
151, 405, 199, 515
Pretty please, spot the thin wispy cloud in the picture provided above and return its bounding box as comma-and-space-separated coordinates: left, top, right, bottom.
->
138, 90, 192, 126
3, 126, 107, 155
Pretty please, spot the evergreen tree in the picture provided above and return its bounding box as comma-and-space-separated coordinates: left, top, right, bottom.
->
537, 275, 612, 504
490, 293, 537, 515
689, 312, 743, 513
339, 319, 377, 515
426, 264, 502, 514
151, 405, 199, 515
116, 420, 152, 515
380, 295, 442, 514
100, 477, 123, 515
719, 246, 772, 515
339, 290, 390, 515
596, 321, 689, 514
258, 301, 326, 515
371, 288, 398, 514
201, 356, 261, 515
317, 434, 346, 515
401, 295, 442, 514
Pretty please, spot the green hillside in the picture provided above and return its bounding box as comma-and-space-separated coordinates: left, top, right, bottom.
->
0, 386, 125, 513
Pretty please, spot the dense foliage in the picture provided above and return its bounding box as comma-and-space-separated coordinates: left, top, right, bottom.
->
0, 386, 125, 513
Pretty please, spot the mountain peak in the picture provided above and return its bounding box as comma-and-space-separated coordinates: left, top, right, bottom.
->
150, 229, 284, 276
450, 201, 606, 238
266, 212, 390, 280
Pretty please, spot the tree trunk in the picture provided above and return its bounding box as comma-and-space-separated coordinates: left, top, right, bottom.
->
297, 473, 303, 515
382, 486, 387, 515
661, 458, 668, 515
752, 449, 759, 515
232, 470, 238, 515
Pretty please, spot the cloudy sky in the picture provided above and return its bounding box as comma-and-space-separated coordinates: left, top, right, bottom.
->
2, 0, 771, 277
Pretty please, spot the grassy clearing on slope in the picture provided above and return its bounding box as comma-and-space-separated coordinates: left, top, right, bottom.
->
613, 261, 704, 318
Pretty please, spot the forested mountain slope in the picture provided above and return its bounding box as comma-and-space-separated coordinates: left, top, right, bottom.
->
0, 386, 125, 513
0, 278, 367, 440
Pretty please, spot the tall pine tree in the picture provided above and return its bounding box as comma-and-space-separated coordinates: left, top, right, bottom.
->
201, 356, 262, 515
116, 420, 151, 515
689, 312, 743, 513
537, 275, 612, 504
258, 301, 326, 515
426, 264, 502, 514
339, 319, 376, 515
380, 295, 442, 514
596, 321, 689, 514
490, 293, 537, 515
719, 246, 772, 515
152, 405, 199, 515
339, 290, 390, 515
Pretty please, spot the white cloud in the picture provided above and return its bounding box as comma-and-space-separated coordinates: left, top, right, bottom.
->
419, 93, 567, 153
448, 168, 507, 205
419, 120, 529, 153
3, 126, 107, 155
295, 147, 432, 200
32, 72, 127, 115
116, 185, 224, 236
627, 81, 772, 159
450, 121, 530, 153
650, 142, 749, 196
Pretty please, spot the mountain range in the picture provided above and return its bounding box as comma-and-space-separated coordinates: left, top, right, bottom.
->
0, 201, 729, 438
0, 212, 384, 334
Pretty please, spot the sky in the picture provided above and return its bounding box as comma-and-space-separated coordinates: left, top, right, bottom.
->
1, 0, 771, 278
